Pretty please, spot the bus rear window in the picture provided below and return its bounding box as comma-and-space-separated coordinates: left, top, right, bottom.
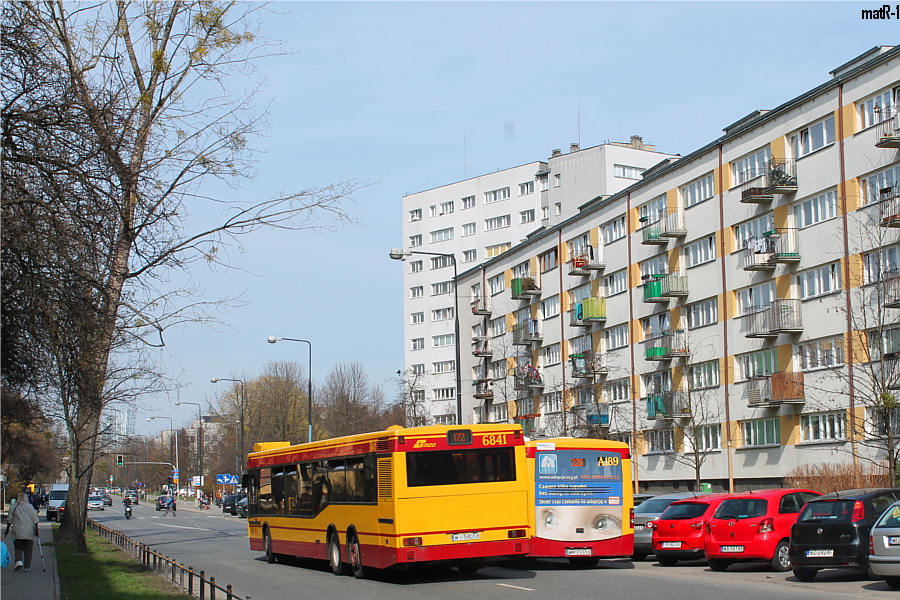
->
406, 448, 515, 487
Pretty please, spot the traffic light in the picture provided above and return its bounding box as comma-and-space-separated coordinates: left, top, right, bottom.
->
116, 454, 124, 467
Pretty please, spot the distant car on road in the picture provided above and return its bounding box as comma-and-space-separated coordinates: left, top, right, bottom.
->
102, 494, 113, 507
236, 497, 248, 518
87, 495, 105, 511
156, 495, 169, 511
124, 490, 138, 505
222, 493, 246, 516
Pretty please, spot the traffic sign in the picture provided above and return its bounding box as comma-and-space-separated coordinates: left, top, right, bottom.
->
217, 474, 239, 485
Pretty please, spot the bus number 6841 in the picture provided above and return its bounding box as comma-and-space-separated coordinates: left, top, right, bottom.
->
481, 434, 507, 446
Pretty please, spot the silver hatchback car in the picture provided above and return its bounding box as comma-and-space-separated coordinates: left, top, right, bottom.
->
870, 499, 900, 589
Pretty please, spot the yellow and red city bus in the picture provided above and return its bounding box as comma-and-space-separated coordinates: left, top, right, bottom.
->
525, 438, 634, 566
244, 424, 532, 578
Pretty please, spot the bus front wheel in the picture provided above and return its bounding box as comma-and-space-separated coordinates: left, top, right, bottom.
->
348, 532, 368, 579
263, 529, 277, 564
328, 533, 346, 576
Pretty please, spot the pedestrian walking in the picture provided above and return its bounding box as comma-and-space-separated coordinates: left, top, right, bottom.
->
5, 492, 39, 571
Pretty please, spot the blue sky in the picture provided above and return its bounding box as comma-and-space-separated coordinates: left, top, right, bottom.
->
139, 1, 897, 434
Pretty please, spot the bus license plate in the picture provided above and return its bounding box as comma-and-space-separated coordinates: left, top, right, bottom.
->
720, 545, 744, 553
565, 548, 592, 556
661, 542, 682, 549
889, 537, 900, 546
451, 532, 481, 542
633, 524, 644, 529
806, 549, 833, 557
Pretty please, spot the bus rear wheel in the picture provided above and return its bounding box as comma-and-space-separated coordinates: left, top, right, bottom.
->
348, 532, 368, 579
328, 533, 346, 576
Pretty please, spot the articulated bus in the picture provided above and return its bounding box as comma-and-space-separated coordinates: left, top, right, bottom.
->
526, 438, 634, 566
244, 424, 532, 578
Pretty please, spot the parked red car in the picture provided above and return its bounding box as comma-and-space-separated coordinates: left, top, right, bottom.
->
650, 493, 730, 566
705, 488, 820, 572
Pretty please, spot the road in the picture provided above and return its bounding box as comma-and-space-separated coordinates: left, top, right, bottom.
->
92, 501, 894, 600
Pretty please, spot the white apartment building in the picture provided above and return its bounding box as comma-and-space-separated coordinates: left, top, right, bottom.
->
455, 46, 900, 492
399, 141, 676, 425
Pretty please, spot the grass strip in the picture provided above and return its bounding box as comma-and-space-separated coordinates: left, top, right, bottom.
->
56, 526, 194, 600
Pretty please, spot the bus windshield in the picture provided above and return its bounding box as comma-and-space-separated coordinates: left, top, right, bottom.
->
406, 448, 515, 486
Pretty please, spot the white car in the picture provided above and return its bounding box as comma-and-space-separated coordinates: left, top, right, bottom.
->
87, 495, 105, 511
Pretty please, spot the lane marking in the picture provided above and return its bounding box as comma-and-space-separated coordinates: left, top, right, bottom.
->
155, 522, 212, 531
497, 583, 535, 591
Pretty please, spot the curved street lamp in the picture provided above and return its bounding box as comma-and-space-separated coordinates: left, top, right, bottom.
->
176, 400, 204, 488
267, 336, 314, 443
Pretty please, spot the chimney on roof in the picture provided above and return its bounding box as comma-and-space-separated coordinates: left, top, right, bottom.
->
570, 143, 580, 153
630, 135, 644, 149
551, 149, 562, 157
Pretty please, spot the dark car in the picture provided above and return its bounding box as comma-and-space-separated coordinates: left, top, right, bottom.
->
102, 494, 113, 507
155, 495, 169, 511
236, 497, 248, 518
790, 488, 900, 581
222, 493, 246, 515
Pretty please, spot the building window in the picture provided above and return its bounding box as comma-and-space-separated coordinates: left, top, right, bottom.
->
409, 208, 422, 222
484, 187, 510, 204
430, 255, 453, 270
410, 234, 422, 248
639, 195, 666, 225
488, 274, 505, 295
790, 115, 835, 158
411, 364, 425, 375
411, 338, 424, 351
540, 343, 561, 367
682, 173, 715, 208
689, 360, 720, 390
463, 249, 477, 263
462, 195, 475, 209
462, 222, 476, 236
797, 337, 844, 370
541, 206, 549, 221
520, 209, 535, 224
554, 202, 562, 216
742, 417, 779, 447
434, 414, 457, 425
431, 307, 455, 321
485, 215, 511, 231
410, 260, 423, 273
433, 360, 456, 374
440, 200, 454, 215
800, 411, 845, 442
486, 402, 508, 423
614, 164, 644, 180
733, 214, 775, 251
646, 429, 674, 453
605, 269, 627, 296
539, 248, 558, 272
519, 181, 535, 195
692, 425, 721, 452
798, 263, 840, 300
431, 281, 455, 296
859, 88, 897, 129
410, 286, 423, 299
432, 334, 455, 347
540, 295, 559, 319
554, 174, 561, 187
603, 216, 626, 244
685, 235, 716, 267
737, 281, 775, 316
543, 392, 562, 413
640, 255, 668, 278
486, 242, 511, 258
410, 312, 424, 324
860, 164, 900, 205
605, 378, 630, 403
737, 349, 777, 381
434, 387, 456, 400
430, 227, 453, 243
869, 326, 900, 359
411, 389, 425, 403
864, 246, 900, 283
794, 189, 837, 228
688, 297, 717, 329
732, 146, 771, 186
491, 359, 507, 379
642, 313, 670, 340
605, 324, 628, 350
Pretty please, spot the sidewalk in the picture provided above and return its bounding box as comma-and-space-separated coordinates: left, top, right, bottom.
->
0, 519, 59, 600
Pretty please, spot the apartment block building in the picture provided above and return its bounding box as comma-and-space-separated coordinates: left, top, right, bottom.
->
454, 46, 900, 492
399, 142, 676, 425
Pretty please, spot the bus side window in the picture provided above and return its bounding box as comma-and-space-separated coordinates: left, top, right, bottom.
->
312, 462, 330, 513
297, 464, 313, 516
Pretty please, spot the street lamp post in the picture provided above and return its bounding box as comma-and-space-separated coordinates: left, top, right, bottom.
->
176, 401, 204, 489
389, 248, 463, 425
146, 416, 179, 487
267, 336, 314, 443
211, 378, 246, 475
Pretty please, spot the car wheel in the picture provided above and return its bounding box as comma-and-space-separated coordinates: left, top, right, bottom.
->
568, 556, 600, 568
885, 576, 900, 590
708, 558, 730, 572
792, 567, 817, 582
348, 532, 368, 579
657, 556, 679, 567
328, 533, 346, 576
770, 541, 791, 572
631, 553, 648, 562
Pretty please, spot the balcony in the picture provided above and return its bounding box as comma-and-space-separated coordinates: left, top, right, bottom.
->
570, 350, 608, 378
471, 297, 492, 316
568, 246, 605, 276
740, 170, 773, 203
474, 380, 493, 399
644, 330, 690, 361
512, 319, 542, 345
661, 209, 687, 238
640, 217, 669, 246
885, 270, 900, 308
647, 391, 691, 420
741, 243, 775, 271
514, 364, 544, 390
585, 403, 610, 427
472, 338, 492, 357
879, 185, 900, 227
747, 372, 805, 407
765, 159, 798, 194
569, 297, 606, 326
770, 298, 802, 334
876, 109, 900, 148
511, 275, 541, 299
763, 228, 800, 264
742, 306, 778, 338
642, 272, 689, 303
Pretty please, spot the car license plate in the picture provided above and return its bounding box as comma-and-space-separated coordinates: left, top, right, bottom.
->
634, 524, 644, 529
890, 537, 900, 546
565, 548, 592, 556
806, 549, 833, 557
451, 532, 481, 542
720, 545, 744, 553
661, 542, 682, 549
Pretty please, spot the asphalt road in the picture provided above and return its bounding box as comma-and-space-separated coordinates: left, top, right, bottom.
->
92, 502, 896, 600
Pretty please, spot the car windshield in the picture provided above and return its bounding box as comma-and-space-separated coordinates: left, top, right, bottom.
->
798, 500, 856, 523
714, 498, 768, 520
876, 504, 900, 528
660, 502, 711, 520
89, 496, 102, 501
634, 498, 678, 515
49, 490, 67, 500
